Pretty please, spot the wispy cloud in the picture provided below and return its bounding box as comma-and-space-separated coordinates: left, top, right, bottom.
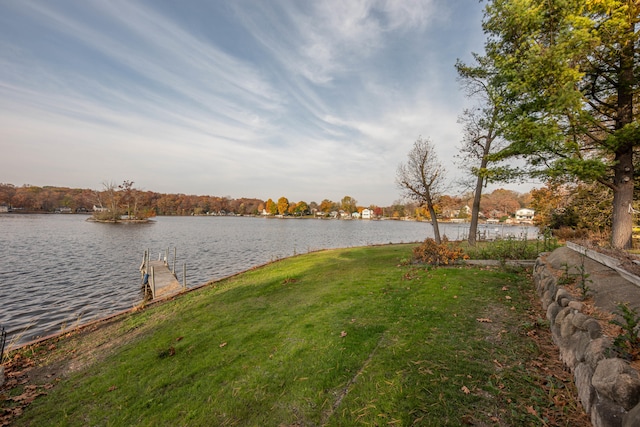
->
0, 0, 492, 205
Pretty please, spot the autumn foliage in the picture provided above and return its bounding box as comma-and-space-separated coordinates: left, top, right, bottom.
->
412, 237, 469, 266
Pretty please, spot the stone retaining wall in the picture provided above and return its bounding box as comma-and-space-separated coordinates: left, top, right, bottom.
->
534, 256, 640, 427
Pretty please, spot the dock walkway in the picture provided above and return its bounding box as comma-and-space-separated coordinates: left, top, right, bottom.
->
140, 249, 185, 300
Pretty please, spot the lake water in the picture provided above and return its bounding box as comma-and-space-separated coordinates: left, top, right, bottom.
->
0, 214, 536, 348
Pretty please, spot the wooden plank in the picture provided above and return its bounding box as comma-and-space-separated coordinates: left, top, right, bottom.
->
144, 260, 183, 299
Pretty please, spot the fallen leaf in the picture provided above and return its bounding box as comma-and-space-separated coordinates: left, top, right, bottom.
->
340, 331, 347, 338
461, 385, 471, 394
526, 406, 538, 416
219, 342, 227, 348
501, 286, 509, 291
505, 295, 512, 300
108, 385, 117, 392
476, 318, 492, 323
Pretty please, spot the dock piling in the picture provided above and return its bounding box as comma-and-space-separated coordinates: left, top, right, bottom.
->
172, 247, 177, 274
183, 263, 187, 289
151, 266, 156, 299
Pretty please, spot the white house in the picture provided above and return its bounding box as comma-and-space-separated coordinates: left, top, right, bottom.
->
515, 208, 535, 223
361, 208, 372, 219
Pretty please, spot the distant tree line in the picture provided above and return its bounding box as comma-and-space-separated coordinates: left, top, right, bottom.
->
0, 180, 616, 237
0, 182, 541, 221
0, 182, 264, 217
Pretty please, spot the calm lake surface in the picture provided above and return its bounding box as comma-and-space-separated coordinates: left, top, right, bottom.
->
0, 214, 537, 348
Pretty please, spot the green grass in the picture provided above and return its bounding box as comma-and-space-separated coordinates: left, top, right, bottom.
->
462, 235, 560, 260
14, 244, 555, 426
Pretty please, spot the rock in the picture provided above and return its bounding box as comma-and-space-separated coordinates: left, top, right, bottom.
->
623, 402, 640, 427
593, 358, 640, 410
546, 301, 561, 324
555, 306, 572, 327
585, 318, 603, 339
591, 398, 626, 427
572, 312, 590, 328
569, 300, 584, 311
586, 338, 612, 369
575, 333, 593, 365
556, 288, 572, 303
575, 362, 596, 413
542, 290, 553, 310
560, 312, 577, 338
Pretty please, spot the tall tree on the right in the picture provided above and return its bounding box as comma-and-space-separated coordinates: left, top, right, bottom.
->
483, 0, 639, 248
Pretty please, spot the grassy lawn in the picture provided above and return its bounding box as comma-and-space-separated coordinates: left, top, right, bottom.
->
6, 244, 583, 426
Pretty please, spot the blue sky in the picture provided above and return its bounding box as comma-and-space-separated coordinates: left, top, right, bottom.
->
0, 0, 499, 206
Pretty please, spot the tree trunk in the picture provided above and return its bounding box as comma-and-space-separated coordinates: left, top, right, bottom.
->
468, 175, 483, 247
611, 153, 634, 249
468, 139, 493, 246
427, 202, 441, 244
611, 15, 636, 250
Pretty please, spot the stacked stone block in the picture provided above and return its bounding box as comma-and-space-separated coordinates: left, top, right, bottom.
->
534, 258, 640, 427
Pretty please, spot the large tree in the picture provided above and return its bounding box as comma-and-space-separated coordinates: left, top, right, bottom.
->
340, 196, 357, 214
455, 55, 510, 246
483, 0, 640, 248
277, 196, 289, 215
396, 136, 446, 243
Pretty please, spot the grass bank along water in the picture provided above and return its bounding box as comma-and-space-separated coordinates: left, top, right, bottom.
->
3, 244, 586, 426
0, 214, 536, 349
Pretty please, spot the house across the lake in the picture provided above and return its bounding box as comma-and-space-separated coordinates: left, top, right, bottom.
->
515, 208, 535, 223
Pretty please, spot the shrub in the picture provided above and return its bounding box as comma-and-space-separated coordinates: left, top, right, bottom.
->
413, 237, 468, 266
611, 303, 640, 361
463, 234, 559, 261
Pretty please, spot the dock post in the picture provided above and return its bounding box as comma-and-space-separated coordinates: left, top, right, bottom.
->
140, 250, 147, 283
173, 247, 177, 274
183, 263, 187, 289
151, 266, 156, 299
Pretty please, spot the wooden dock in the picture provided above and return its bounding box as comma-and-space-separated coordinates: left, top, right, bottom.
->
140, 249, 186, 300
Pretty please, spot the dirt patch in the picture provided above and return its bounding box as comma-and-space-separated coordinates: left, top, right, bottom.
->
476, 302, 512, 344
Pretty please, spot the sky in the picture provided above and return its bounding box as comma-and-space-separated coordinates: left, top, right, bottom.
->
0, 0, 528, 207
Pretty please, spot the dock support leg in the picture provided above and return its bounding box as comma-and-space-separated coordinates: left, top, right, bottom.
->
173, 247, 177, 274
151, 266, 156, 299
